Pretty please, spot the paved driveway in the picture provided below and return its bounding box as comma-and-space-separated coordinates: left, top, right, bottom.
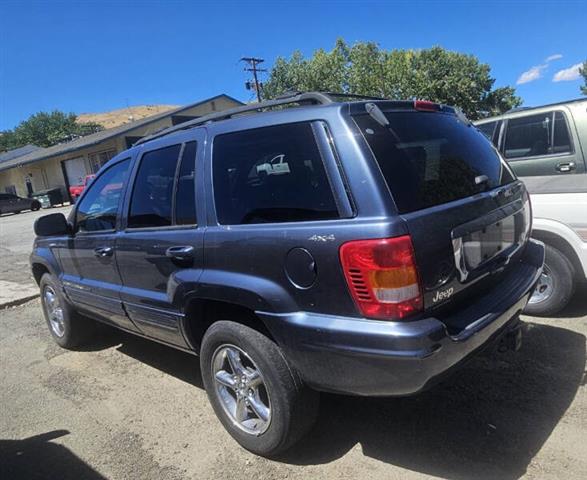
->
0, 298, 586, 480
0, 205, 72, 305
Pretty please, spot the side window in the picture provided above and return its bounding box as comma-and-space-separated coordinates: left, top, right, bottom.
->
552, 111, 572, 154
213, 122, 340, 225
175, 141, 197, 225
477, 122, 496, 142
76, 159, 130, 232
504, 113, 551, 159
128, 145, 182, 228
504, 111, 572, 159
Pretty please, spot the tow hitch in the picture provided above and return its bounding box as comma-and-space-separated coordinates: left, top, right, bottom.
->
498, 322, 523, 353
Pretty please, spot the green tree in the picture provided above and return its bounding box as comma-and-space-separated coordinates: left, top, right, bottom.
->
263, 40, 522, 119
0, 111, 103, 152
580, 60, 587, 95
0, 130, 19, 152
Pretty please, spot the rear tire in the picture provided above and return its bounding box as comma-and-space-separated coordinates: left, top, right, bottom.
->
200, 321, 318, 457
31, 200, 41, 211
524, 244, 575, 316
39, 273, 96, 348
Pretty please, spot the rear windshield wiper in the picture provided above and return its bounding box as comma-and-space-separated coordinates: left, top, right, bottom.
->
365, 103, 401, 141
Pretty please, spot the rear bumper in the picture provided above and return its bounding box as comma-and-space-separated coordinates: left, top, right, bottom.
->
259, 240, 544, 396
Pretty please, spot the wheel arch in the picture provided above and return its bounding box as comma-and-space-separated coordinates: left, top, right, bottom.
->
31, 263, 51, 285
531, 229, 581, 279
181, 297, 276, 354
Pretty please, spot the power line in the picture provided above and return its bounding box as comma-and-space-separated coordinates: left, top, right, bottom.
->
241, 57, 267, 102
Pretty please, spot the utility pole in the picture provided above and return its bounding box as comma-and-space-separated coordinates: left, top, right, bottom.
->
241, 57, 267, 102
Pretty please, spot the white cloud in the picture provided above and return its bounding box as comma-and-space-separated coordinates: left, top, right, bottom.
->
553, 63, 583, 82
545, 54, 563, 62
517, 65, 547, 85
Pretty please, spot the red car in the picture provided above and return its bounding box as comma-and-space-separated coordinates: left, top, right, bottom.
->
69, 174, 95, 203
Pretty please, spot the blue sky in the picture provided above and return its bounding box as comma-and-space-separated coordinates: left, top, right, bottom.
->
1, 0, 585, 130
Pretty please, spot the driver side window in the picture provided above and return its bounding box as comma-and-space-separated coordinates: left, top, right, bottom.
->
76, 159, 130, 232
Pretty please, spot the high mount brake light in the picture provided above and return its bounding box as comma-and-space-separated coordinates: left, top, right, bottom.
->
339, 236, 423, 320
414, 100, 440, 112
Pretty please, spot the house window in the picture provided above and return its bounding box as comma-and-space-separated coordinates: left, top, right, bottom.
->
88, 150, 117, 173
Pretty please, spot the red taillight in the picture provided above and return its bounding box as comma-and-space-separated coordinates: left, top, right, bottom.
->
414, 100, 440, 112
339, 235, 423, 320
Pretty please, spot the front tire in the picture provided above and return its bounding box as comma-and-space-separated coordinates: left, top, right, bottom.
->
31, 200, 41, 211
39, 273, 95, 348
524, 244, 575, 316
200, 321, 318, 457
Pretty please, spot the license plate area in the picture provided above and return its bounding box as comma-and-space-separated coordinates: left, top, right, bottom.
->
452, 201, 528, 283
461, 215, 515, 270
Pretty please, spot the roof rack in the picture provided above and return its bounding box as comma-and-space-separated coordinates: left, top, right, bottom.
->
321, 92, 387, 101
135, 91, 339, 146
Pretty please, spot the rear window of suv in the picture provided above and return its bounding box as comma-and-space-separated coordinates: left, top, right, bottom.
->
354, 111, 515, 213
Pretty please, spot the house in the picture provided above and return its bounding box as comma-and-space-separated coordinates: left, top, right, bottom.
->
0, 94, 243, 199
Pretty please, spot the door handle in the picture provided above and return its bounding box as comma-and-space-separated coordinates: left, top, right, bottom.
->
165, 245, 194, 260
556, 161, 576, 173
94, 246, 114, 258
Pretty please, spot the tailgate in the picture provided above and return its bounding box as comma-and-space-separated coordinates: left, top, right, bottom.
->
402, 181, 531, 312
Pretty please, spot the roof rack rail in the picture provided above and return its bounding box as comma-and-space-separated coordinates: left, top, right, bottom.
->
134, 91, 336, 146
321, 92, 387, 101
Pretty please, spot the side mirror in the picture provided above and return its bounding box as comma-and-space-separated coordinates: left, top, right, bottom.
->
34, 213, 70, 237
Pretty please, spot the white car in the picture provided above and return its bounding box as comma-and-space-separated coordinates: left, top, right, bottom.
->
525, 188, 587, 315
256, 154, 291, 176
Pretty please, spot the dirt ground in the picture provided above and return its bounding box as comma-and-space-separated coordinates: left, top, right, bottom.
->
0, 293, 585, 480
77, 105, 178, 129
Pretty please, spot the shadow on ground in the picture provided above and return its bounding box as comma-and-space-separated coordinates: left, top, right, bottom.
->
281, 322, 585, 479
0, 430, 106, 480
81, 317, 584, 480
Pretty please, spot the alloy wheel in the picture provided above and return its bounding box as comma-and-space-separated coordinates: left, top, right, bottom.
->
43, 286, 65, 337
211, 344, 271, 435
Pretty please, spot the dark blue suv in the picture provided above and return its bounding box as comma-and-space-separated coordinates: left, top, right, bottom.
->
31, 92, 544, 456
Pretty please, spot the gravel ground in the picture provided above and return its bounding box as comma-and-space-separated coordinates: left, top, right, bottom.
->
0, 295, 585, 480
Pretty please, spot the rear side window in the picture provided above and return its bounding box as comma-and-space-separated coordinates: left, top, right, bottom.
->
504, 111, 572, 159
128, 145, 182, 228
212, 122, 339, 225
175, 141, 197, 225
354, 111, 515, 214
477, 121, 497, 142
553, 111, 572, 154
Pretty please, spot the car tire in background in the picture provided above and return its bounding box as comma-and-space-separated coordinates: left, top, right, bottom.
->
524, 244, 575, 316
200, 321, 319, 457
31, 200, 41, 211
39, 273, 96, 349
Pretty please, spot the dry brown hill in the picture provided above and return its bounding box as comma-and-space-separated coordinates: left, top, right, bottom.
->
77, 104, 179, 129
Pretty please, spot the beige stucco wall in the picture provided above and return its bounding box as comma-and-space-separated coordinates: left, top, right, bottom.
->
0, 96, 241, 199
0, 140, 119, 199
